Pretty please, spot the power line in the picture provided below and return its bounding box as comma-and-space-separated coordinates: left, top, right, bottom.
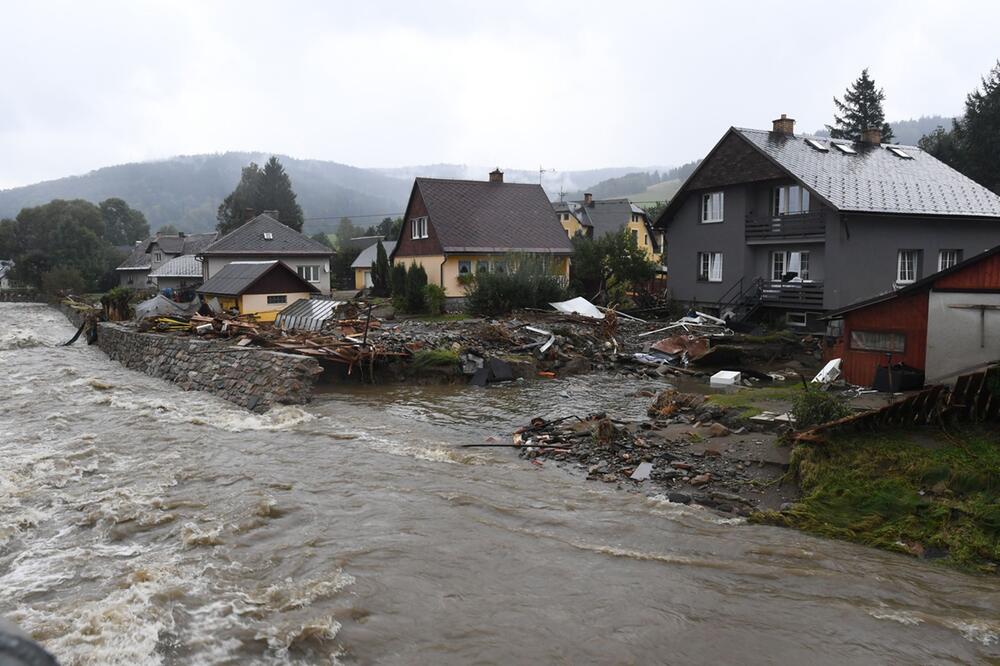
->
303, 211, 405, 222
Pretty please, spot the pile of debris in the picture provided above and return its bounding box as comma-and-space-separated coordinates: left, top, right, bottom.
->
486, 386, 801, 514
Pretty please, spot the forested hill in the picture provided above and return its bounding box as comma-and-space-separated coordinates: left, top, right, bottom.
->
0, 155, 683, 234
0, 153, 412, 235
813, 115, 955, 146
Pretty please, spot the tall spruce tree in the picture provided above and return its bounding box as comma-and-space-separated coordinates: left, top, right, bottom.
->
370, 240, 391, 296
216, 156, 304, 234
920, 61, 1000, 194
216, 162, 263, 234
826, 68, 894, 143
257, 156, 304, 231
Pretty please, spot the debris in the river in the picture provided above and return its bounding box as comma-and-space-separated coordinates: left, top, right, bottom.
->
710, 370, 741, 387
630, 461, 653, 481
549, 296, 604, 320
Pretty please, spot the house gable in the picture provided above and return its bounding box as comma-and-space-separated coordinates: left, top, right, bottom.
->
394, 183, 444, 258
685, 131, 787, 191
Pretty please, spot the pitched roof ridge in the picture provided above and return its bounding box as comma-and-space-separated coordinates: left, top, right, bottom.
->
416, 176, 542, 187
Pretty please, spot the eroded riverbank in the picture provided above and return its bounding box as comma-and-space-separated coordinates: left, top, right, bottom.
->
1, 303, 998, 664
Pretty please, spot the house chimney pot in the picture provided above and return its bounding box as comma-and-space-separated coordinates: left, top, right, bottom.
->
584, 193, 593, 206
861, 127, 882, 145
489, 168, 503, 183
772, 114, 795, 136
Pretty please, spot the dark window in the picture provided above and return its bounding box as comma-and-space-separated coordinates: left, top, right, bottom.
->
458, 260, 471, 274
267, 295, 288, 305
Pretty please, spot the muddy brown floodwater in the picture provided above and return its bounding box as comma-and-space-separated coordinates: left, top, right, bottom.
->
1, 303, 998, 665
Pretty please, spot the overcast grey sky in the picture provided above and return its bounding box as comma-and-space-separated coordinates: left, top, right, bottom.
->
1, 0, 998, 189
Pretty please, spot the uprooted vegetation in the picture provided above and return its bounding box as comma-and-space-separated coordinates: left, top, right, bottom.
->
752, 427, 1000, 573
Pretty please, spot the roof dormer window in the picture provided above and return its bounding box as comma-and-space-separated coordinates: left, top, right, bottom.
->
263, 232, 274, 240
805, 138, 828, 152
832, 143, 857, 155
887, 146, 913, 159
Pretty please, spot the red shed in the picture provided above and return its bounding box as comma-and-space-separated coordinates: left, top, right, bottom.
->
825, 246, 1000, 387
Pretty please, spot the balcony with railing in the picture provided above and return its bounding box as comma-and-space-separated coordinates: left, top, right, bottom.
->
759, 280, 825, 308
745, 211, 825, 243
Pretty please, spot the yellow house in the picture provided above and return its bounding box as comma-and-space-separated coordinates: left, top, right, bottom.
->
196, 260, 320, 322
391, 170, 573, 297
567, 194, 665, 266
351, 240, 396, 290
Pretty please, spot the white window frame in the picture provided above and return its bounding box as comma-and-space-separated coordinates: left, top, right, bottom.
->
701, 192, 724, 223
410, 216, 429, 239
457, 260, 472, 275
697, 251, 723, 282
897, 250, 919, 284
772, 185, 810, 216
786, 312, 808, 328
938, 249, 961, 271
771, 251, 810, 281
297, 265, 321, 283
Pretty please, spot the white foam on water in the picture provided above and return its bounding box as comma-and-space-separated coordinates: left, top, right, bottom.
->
867, 605, 924, 626
646, 493, 747, 525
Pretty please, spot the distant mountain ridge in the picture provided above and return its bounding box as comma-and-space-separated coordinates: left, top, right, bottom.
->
813, 115, 955, 146
0, 154, 675, 235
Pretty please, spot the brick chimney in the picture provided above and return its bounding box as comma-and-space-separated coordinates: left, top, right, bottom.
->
263, 209, 280, 220
861, 127, 882, 145
489, 168, 503, 183
772, 114, 795, 136
584, 193, 593, 206
243, 207, 256, 222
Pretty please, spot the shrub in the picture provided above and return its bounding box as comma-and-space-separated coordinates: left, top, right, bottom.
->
424, 283, 446, 315
390, 264, 407, 297
792, 386, 852, 428
464, 255, 567, 316
411, 348, 460, 370
40, 267, 86, 296
404, 263, 428, 313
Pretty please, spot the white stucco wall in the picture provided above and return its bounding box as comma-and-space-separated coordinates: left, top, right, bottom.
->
202, 256, 331, 295
925, 290, 1000, 383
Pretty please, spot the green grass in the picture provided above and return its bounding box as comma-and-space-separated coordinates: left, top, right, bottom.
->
410, 348, 461, 370
706, 386, 805, 418
752, 427, 1000, 573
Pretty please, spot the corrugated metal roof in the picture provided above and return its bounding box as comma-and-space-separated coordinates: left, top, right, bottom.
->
149, 254, 202, 278
274, 298, 346, 332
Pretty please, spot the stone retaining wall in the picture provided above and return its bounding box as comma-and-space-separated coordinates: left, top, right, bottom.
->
96, 322, 322, 412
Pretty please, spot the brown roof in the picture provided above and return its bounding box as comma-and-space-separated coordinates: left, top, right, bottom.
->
411, 178, 573, 254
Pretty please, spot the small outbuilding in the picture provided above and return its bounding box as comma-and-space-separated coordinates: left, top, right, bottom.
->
196, 260, 320, 322
825, 245, 1000, 387
351, 240, 396, 290
148, 255, 203, 292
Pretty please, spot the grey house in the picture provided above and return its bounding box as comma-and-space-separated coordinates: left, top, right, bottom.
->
198, 214, 334, 295
115, 231, 218, 289
655, 115, 1000, 329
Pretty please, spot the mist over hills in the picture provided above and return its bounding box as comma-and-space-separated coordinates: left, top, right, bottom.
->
0, 154, 673, 235
0, 115, 952, 235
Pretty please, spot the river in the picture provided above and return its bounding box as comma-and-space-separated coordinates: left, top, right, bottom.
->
0, 302, 997, 665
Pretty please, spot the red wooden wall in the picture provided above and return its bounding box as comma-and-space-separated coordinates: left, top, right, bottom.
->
934, 252, 1000, 290
838, 290, 929, 387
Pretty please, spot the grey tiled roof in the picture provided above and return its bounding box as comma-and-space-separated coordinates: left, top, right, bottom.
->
574, 198, 642, 239
196, 261, 319, 296
116, 240, 153, 270
416, 178, 573, 253
351, 241, 396, 269
735, 128, 1000, 217
201, 215, 333, 256
149, 255, 202, 278
145, 232, 219, 256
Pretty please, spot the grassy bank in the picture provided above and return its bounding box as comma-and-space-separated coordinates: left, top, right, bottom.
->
752, 427, 1000, 573
706, 385, 804, 418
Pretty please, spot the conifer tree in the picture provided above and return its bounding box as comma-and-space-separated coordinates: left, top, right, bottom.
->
826, 68, 894, 143
216, 156, 304, 234
370, 240, 391, 296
